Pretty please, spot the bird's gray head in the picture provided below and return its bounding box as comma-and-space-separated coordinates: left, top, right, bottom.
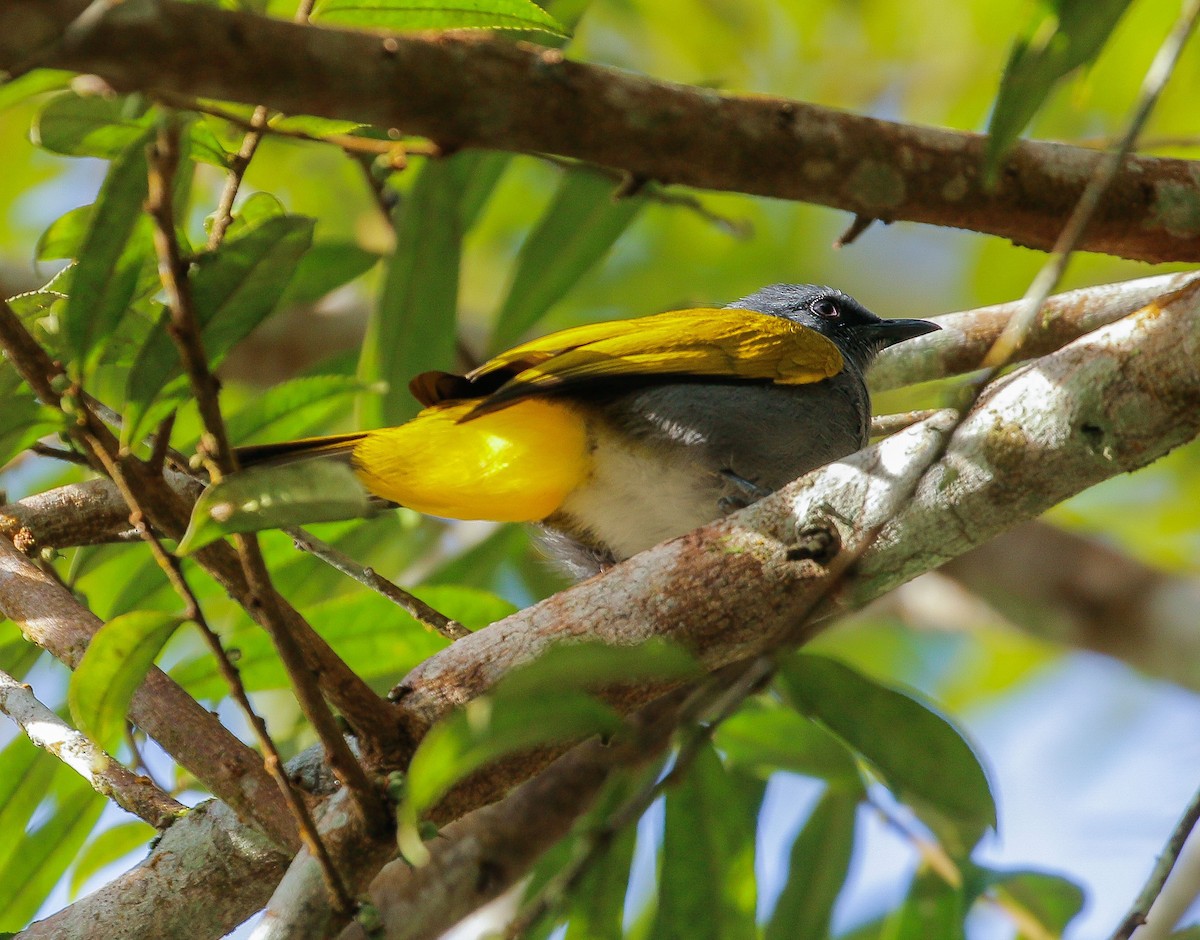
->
729, 283, 940, 369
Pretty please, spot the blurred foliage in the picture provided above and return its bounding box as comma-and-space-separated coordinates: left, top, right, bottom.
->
0, 0, 1198, 934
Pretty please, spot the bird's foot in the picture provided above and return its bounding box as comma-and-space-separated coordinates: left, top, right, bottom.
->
717, 470, 772, 513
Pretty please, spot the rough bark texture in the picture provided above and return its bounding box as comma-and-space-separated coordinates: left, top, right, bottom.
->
4, 0, 1200, 261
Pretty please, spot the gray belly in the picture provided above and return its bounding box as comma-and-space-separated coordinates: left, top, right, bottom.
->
548, 374, 870, 570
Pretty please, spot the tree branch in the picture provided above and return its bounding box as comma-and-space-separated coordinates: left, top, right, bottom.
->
0, 668, 185, 830
4, 0, 1200, 261
20, 801, 290, 940
0, 536, 300, 848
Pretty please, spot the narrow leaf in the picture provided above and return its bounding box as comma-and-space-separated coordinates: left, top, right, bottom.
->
0, 364, 63, 467
0, 69, 71, 112
765, 788, 858, 940
177, 461, 377, 555
0, 775, 105, 931
224, 374, 368, 446
987, 869, 1085, 937
715, 701, 862, 784
61, 129, 154, 370
490, 170, 643, 351
777, 654, 996, 854
650, 744, 761, 940
68, 611, 185, 747
985, 0, 1133, 174
123, 214, 314, 445
399, 641, 695, 861
33, 92, 152, 159
885, 870, 968, 940
312, 0, 566, 35
277, 241, 381, 309
357, 152, 502, 426
564, 819, 638, 940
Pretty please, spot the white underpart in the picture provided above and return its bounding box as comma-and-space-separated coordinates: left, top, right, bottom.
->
558, 425, 721, 560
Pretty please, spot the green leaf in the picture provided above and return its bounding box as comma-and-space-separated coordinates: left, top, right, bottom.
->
33, 92, 152, 159
986, 869, 1085, 937
68, 611, 185, 748
69, 820, 154, 898
489, 169, 644, 351
357, 152, 502, 426
650, 744, 761, 940
177, 461, 377, 555
0, 69, 72, 112
0, 364, 63, 468
765, 788, 858, 940
985, 0, 1133, 174
715, 700, 862, 785
312, 0, 566, 35
777, 654, 996, 855
224, 374, 368, 446
268, 114, 366, 137
7, 286, 69, 356
209, 191, 286, 240
0, 773, 105, 931
60, 129, 155, 371
278, 241, 381, 309
123, 214, 315, 445
0, 738, 58, 878
35, 204, 93, 261
884, 870, 967, 940
399, 641, 695, 862
563, 816, 638, 940
0, 621, 42, 680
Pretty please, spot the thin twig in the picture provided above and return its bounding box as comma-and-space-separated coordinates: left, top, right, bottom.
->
204, 0, 318, 250
287, 527, 471, 641
156, 91, 433, 164
146, 119, 386, 905
1111, 784, 1200, 939
0, 667, 186, 829
114, 477, 354, 908
833, 213, 876, 249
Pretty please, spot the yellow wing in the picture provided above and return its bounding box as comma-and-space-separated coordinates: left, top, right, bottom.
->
459, 307, 843, 415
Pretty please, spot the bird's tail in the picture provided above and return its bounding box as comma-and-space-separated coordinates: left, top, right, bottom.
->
234, 432, 368, 467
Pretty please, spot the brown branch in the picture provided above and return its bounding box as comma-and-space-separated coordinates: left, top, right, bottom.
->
21, 800, 291, 940
0, 668, 186, 829
0, 535, 300, 847
145, 123, 385, 893
4, 0, 1200, 261
287, 528, 471, 642
339, 687, 692, 940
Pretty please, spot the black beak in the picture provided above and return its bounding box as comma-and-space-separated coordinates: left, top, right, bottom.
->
866, 317, 941, 349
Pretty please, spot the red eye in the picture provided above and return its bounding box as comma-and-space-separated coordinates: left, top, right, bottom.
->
810, 298, 840, 319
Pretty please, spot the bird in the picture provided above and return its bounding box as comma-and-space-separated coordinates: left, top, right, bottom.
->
237, 284, 939, 577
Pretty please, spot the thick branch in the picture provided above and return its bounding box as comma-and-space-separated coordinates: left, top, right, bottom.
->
21, 801, 289, 940
4, 0, 1200, 261
0, 536, 300, 847
869, 271, 1200, 391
